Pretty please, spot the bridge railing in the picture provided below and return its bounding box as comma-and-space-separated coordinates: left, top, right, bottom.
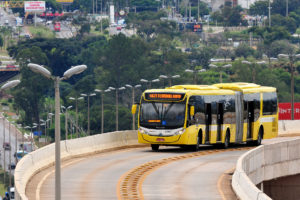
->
232, 137, 300, 200
14, 130, 138, 200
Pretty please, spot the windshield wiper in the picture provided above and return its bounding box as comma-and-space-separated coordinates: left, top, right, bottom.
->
162, 103, 174, 118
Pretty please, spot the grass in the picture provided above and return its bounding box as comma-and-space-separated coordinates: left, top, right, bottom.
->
0, 169, 13, 197
0, 49, 8, 56
296, 28, 300, 34
27, 25, 55, 38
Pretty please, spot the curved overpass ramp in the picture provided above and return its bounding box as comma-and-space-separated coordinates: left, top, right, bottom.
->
15, 121, 300, 200
16, 130, 251, 200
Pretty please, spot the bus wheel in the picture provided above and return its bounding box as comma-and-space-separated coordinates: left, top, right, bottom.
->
223, 132, 230, 149
151, 144, 159, 151
254, 128, 263, 146
191, 136, 200, 151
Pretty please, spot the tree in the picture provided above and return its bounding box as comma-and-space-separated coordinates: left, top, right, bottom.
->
271, 14, 297, 33
79, 23, 91, 36
269, 40, 295, 58
13, 46, 51, 125
249, 1, 268, 16
216, 47, 233, 62
234, 44, 254, 59
249, 26, 291, 45
0, 35, 3, 49
271, 0, 300, 16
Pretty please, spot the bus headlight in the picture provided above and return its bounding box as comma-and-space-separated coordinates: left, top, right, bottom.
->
174, 128, 185, 135
139, 128, 146, 134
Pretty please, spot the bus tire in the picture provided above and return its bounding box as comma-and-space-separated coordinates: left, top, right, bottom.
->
254, 128, 263, 146
151, 144, 159, 151
223, 131, 230, 149
191, 134, 201, 151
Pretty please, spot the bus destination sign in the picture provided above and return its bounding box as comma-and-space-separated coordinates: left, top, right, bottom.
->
145, 93, 185, 101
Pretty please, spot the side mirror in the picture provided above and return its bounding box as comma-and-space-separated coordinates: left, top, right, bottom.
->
131, 104, 138, 115
190, 106, 195, 117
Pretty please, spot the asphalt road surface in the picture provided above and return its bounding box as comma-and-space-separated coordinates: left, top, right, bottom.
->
27, 144, 249, 200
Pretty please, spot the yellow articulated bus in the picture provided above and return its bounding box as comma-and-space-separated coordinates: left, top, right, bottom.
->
132, 83, 278, 151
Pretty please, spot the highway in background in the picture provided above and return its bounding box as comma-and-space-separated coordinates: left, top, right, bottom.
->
0, 115, 22, 177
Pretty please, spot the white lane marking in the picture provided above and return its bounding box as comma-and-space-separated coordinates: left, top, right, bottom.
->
36, 158, 85, 200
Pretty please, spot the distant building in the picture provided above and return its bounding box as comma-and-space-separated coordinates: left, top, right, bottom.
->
204, 0, 271, 11
238, 0, 273, 9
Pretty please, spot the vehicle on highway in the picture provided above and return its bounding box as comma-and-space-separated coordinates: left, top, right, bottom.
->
3, 142, 11, 151
54, 21, 61, 32
6, 64, 16, 69
8, 163, 16, 170
132, 83, 278, 151
9, 187, 14, 200
116, 26, 122, 31
46, 20, 52, 25
14, 150, 28, 162
24, 34, 31, 39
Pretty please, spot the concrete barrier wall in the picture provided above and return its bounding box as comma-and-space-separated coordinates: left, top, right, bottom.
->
14, 130, 138, 200
278, 120, 300, 135
232, 138, 300, 200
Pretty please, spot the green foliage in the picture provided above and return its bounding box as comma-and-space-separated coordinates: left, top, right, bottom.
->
12, 46, 51, 125
249, 26, 291, 45
234, 43, 254, 59
249, 0, 268, 16
211, 5, 245, 26
79, 23, 91, 36
271, 14, 297, 33
0, 36, 3, 48
95, 19, 109, 31
179, 1, 209, 19
272, 0, 300, 16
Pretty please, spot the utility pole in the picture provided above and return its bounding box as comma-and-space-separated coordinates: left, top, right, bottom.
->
197, 0, 199, 22
189, 2, 191, 22
286, 0, 288, 17
268, 0, 271, 27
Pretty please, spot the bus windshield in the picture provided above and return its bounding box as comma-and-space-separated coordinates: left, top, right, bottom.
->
140, 101, 186, 129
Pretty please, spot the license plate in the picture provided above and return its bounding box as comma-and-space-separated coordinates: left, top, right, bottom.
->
156, 138, 165, 142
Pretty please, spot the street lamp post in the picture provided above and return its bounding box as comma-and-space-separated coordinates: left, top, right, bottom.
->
28, 63, 87, 200
125, 84, 141, 130
69, 97, 83, 138
24, 125, 36, 152
108, 86, 126, 131
40, 119, 47, 144
61, 106, 72, 139
94, 89, 105, 133
47, 113, 54, 143
241, 60, 266, 83
8, 121, 11, 189
159, 75, 180, 86
0, 80, 20, 184
140, 78, 160, 88
209, 64, 232, 83
185, 69, 206, 84
81, 93, 96, 135
278, 53, 300, 120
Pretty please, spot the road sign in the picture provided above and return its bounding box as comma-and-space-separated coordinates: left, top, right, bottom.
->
24, 1, 45, 12
56, 0, 74, 3
34, 131, 42, 136
279, 103, 300, 120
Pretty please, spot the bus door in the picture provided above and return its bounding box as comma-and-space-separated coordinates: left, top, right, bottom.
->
205, 103, 212, 143
247, 101, 254, 139
217, 103, 224, 141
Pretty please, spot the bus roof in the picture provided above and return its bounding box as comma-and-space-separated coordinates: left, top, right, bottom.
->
166, 85, 219, 90
213, 82, 276, 93
144, 85, 235, 96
